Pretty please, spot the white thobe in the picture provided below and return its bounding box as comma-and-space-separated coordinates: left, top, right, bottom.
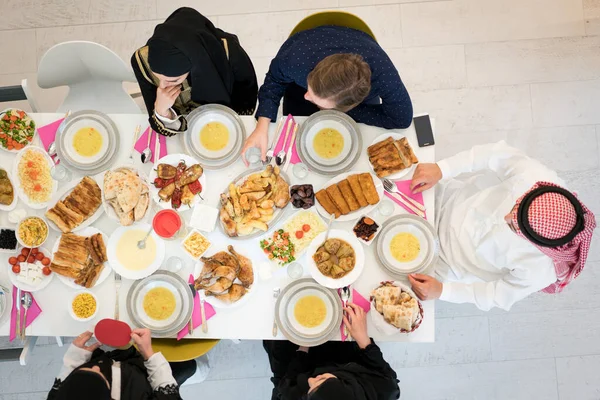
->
435, 141, 562, 311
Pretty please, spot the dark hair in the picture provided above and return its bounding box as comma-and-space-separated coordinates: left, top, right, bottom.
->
307, 53, 372, 112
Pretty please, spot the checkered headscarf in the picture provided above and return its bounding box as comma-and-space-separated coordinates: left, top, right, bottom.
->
512, 182, 596, 294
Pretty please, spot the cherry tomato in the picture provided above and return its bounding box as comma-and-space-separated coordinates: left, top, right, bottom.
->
21, 248, 29, 256
42, 267, 51, 276
27, 256, 34, 263
295, 230, 304, 239
302, 224, 311, 232
17, 255, 25, 262
35, 253, 44, 261
31, 247, 38, 255
8, 257, 17, 265
11, 265, 20, 274
41, 257, 51, 266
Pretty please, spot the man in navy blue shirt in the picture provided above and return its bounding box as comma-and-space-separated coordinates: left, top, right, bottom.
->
242, 25, 413, 165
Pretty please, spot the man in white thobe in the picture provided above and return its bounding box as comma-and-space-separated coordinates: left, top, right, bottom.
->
407, 141, 596, 311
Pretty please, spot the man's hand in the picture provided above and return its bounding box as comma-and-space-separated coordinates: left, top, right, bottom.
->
73, 331, 102, 352
131, 328, 154, 360
241, 117, 270, 166
408, 274, 443, 300
410, 163, 442, 193
343, 303, 370, 349
154, 86, 181, 118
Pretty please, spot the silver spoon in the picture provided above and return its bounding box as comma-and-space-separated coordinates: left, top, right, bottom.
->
47, 142, 57, 157
272, 287, 280, 337
275, 121, 293, 166
20, 292, 32, 340
141, 130, 153, 164
137, 226, 154, 249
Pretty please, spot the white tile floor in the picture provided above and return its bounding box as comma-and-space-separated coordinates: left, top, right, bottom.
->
0, 0, 599, 399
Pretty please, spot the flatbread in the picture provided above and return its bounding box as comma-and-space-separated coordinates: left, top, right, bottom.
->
337, 179, 360, 212
347, 174, 368, 208
116, 173, 142, 213
373, 286, 402, 313
382, 304, 414, 331
316, 190, 340, 218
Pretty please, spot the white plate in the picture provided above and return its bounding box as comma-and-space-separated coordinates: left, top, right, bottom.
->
307, 229, 365, 289
148, 154, 207, 210
0, 108, 36, 154
11, 146, 58, 209
46, 175, 104, 233
8, 246, 54, 292
0, 168, 18, 211
62, 120, 111, 165
51, 227, 113, 289
101, 166, 151, 225
0, 284, 13, 327
381, 224, 431, 272
305, 120, 352, 167
286, 287, 335, 337
193, 245, 258, 309
190, 112, 238, 159
107, 223, 166, 280
368, 133, 418, 181
314, 171, 383, 222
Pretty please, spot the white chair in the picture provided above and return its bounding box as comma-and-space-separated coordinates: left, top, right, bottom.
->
0, 79, 39, 112
37, 41, 141, 114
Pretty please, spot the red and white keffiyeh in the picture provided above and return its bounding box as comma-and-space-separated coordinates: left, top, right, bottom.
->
512, 182, 596, 293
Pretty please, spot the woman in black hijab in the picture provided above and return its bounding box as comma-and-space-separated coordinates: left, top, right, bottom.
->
47, 329, 194, 400
131, 7, 258, 137
264, 304, 401, 400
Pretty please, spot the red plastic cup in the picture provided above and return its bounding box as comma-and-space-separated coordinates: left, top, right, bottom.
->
152, 209, 182, 240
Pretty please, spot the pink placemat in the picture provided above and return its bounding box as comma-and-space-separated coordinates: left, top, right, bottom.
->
134, 128, 168, 164
273, 115, 300, 165
177, 275, 216, 340
10, 287, 42, 342
37, 118, 65, 164
384, 179, 427, 219
338, 289, 371, 342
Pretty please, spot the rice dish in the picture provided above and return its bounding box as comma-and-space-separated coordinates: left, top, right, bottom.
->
17, 148, 52, 203
283, 211, 326, 253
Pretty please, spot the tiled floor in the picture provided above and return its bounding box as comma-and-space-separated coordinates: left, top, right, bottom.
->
1, 1, 599, 399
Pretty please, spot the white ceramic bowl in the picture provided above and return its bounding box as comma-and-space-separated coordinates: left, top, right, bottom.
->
69, 291, 99, 322
16, 216, 49, 248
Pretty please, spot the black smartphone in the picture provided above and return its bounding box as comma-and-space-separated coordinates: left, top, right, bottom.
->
413, 115, 435, 147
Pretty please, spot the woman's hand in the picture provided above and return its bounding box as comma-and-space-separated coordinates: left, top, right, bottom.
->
343, 303, 370, 349
154, 86, 181, 118
410, 163, 442, 193
240, 117, 270, 166
131, 328, 154, 360
73, 331, 102, 352
408, 273, 443, 300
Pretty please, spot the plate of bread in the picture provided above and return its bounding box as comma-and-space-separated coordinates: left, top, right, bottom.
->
102, 166, 150, 226
370, 281, 423, 334
45, 176, 103, 233
50, 227, 111, 289
315, 171, 382, 222
367, 133, 419, 180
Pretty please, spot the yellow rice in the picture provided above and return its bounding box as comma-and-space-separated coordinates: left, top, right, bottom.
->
17, 149, 52, 203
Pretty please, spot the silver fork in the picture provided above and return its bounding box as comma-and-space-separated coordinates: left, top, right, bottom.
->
382, 179, 426, 218
114, 273, 122, 320
264, 117, 284, 165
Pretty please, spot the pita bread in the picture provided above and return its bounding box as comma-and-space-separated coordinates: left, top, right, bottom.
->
373, 286, 402, 312
382, 304, 414, 331
134, 193, 149, 221
116, 173, 142, 213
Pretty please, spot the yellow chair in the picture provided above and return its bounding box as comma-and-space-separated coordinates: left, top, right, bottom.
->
147, 339, 220, 362
289, 11, 377, 42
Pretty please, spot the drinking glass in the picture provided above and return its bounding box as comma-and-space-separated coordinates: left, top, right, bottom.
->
292, 162, 308, 179
377, 199, 394, 217
50, 164, 72, 182
287, 262, 304, 279
245, 147, 262, 168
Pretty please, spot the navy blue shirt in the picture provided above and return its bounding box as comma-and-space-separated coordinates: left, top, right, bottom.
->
256, 26, 413, 129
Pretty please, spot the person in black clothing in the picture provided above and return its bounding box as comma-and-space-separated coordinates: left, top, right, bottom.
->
47, 329, 195, 400
242, 25, 413, 165
264, 303, 400, 400
131, 7, 258, 137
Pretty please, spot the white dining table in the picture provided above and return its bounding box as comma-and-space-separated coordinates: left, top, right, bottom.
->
0, 113, 435, 343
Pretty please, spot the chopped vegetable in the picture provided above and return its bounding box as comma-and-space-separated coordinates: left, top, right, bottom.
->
0, 109, 35, 151
260, 229, 296, 266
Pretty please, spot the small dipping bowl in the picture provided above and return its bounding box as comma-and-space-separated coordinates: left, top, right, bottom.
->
69, 290, 98, 322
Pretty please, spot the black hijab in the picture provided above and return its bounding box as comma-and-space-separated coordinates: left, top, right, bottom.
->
146, 7, 234, 105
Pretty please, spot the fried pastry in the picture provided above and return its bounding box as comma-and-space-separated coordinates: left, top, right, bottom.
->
326, 185, 350, 215
316, 190, 340, 218
337, 180, 360, 212
347, 174, 368, 208
357, 173, 379, 205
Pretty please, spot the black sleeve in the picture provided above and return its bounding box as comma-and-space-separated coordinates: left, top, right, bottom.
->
46, 379, 61, 400
277, 351, 312, 399
355, 340, 397, 380
226, 34, 258, 116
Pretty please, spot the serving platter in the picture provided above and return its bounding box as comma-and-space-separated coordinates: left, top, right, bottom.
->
107, 223, 165, 280
275, 278, 342, 347
51, 227, 112, 289
148, 154, 207, 210
375, 214, 439, 278
314, 171, 383, 222
296, 110, 362, 175
55, 110, 120, 175
183, 104, 246, 170
11, 146, 58, 209
127, 271, 193, 338
306, 229, 365, 289
46, 175, 104, 233
7, 246, 54, 292
368, 133, 418, 180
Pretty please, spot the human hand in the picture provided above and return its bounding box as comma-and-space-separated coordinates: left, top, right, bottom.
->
73, 331, 102, 352
408, 274, 443, 300
410, 163, 442, 193
131, 328, 154, 360
240, 118, 269, 166
343, 303, 370, 349
154, 86, 181, 118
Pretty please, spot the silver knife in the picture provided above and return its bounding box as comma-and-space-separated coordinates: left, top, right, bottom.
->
15, 287, 21, 340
